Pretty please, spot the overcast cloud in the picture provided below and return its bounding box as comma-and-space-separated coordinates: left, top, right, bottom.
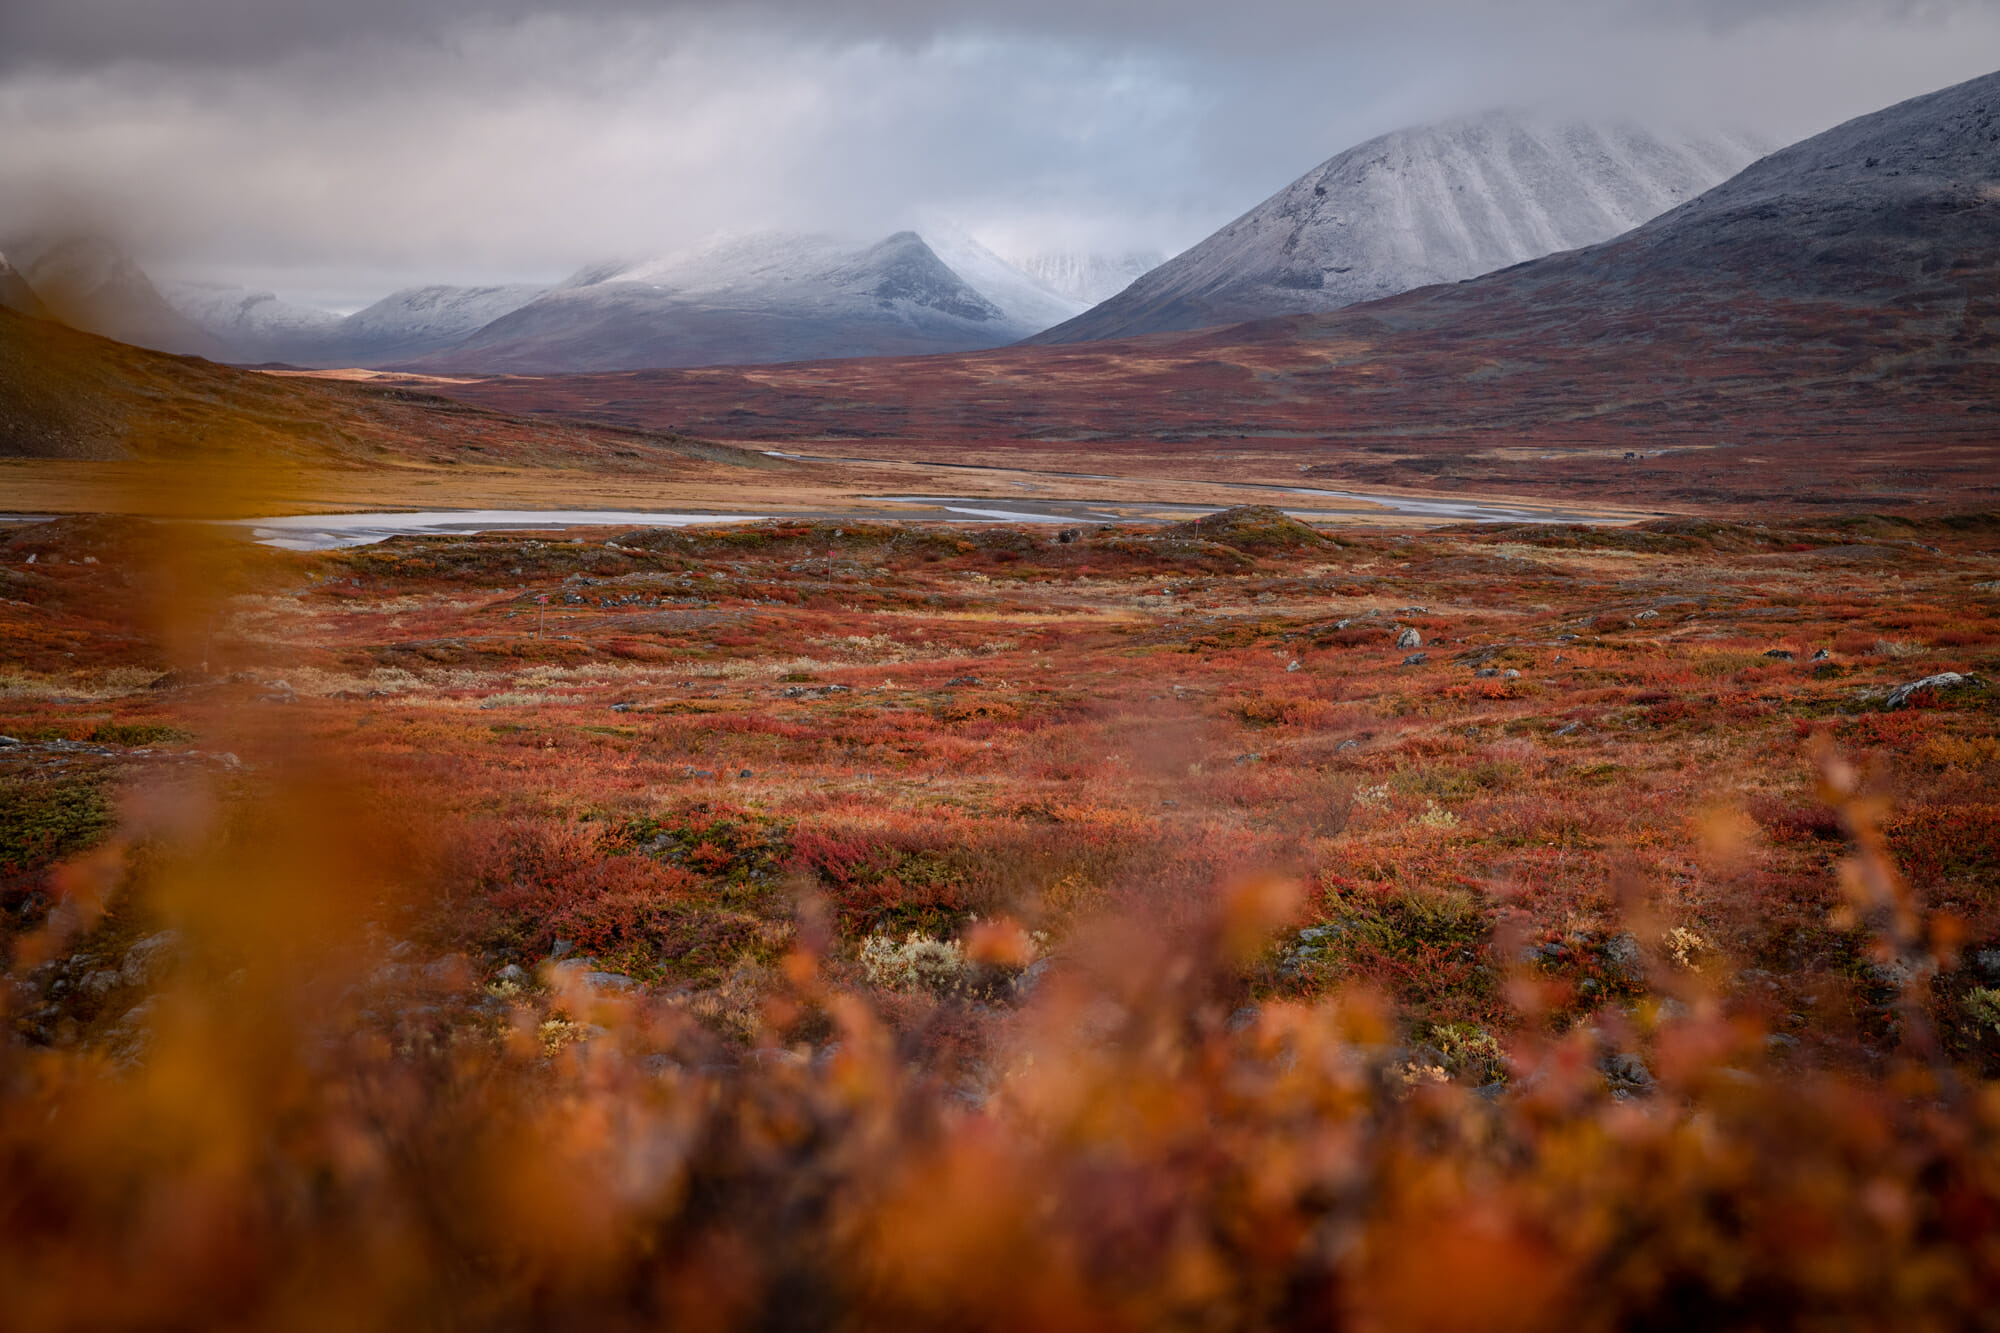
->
1, 0, 1995, 310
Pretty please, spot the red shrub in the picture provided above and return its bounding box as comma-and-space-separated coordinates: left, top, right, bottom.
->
457, 819, 700, 954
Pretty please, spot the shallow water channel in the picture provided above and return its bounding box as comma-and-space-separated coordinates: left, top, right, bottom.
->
221, 487, 1613, 552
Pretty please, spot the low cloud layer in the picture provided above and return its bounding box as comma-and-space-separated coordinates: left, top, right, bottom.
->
2, 1, 1994, 309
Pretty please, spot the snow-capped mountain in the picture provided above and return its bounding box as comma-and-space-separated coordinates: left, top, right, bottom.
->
331, 284, 549, 364
3, 235, 227, 357
1030, 111, 1772, 344
156, 279, 548, 366
412, 230, 1067, 373
1010, 251, 1163, 306
158, 281, 344, 363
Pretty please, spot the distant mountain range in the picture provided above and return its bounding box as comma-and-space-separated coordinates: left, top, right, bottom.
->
411, 230, 1085, 373
0, 108, 1780, 374
426, 68, 2000, 513
1029, 111, 1771, 344
0, 227, 1143, 371
155, 280, 552, 367
3, 69, 1993, 515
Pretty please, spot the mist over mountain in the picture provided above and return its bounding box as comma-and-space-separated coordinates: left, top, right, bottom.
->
1030, 111, 1772, 344
0, 252, 52, 322
1010, 251, 1163, 306
1, 235, 227, 358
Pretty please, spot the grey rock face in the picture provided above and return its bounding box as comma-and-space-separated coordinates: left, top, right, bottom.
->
1886, 672, 1980, 710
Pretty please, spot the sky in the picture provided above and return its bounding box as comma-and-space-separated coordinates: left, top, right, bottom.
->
1, 0, 1996, 312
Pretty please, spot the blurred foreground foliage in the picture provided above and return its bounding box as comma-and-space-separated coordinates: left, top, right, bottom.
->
3, 749, 1998, 1333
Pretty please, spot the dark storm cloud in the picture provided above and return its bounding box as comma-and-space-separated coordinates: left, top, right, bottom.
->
0, 0, 1993, 306
0, 0, 1974, 68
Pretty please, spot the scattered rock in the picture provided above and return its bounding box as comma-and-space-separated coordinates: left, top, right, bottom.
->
1885, 672, 1980, 710
1401, 653, 1427, 666
1763, 649, 1795, 661
493, 963, 529, 987
1473, 668, 1499, 679
1635, 609, 1660, 619
1224, 1005, 1261, 1034
1601, 932, 1643, 982
1396, 627, 1422, 649
551, 938, 577, 960
944, 676, 982, 687
79, 968, 123, 997
1503, 669, 1521, 679
0, 735, 18, 747
1865, 959, 1914, 992
1810, 648, 1831, 661
121, 931, 181, 988
1285, 660, 1301, 673
737, 768, 754, 778
1551, 721, 1584, 737
583, 971, 639, 994
1599, 1051, 1656, 1092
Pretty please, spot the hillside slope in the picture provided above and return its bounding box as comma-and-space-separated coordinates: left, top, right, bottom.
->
0, 304, 731, 475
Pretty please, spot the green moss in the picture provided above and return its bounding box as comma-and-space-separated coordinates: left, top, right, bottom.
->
84, 723, 193, 747
0, 771, 115, 874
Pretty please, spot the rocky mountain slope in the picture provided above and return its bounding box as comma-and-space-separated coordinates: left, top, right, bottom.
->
1030, 111, 1769, 344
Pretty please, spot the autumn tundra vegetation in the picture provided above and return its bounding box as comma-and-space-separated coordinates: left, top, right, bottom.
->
4, 502, 2000, 1328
